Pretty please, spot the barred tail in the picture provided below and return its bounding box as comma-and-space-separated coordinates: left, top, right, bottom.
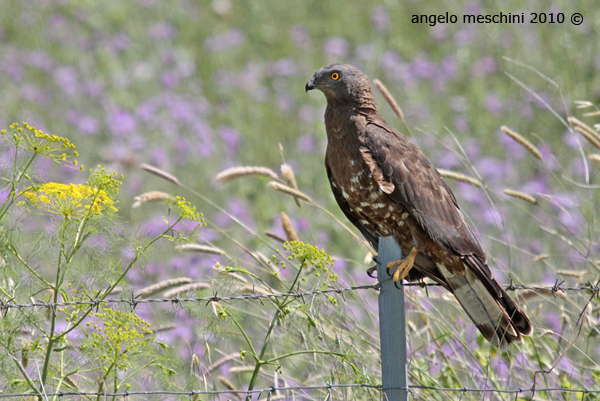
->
436, 260, 533, 349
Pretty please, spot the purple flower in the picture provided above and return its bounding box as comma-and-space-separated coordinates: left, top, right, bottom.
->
290, 25, 310, 50
4, 59, 24, 81
472, 57, 497, 77
525, 90, 552, 109
148, 21, 177, 40
107, 109, 137, 137
151, 146, 168, 166
558, 209, 583, 236
371, 6, 390, 33
267, 58, 297, 77
562, 129, 581, 149
354, 43, 376, 64
476, 156, 509, 183
324, 37, 350, 60
106, 33, 131, 53
78, 115, 100, 135
276, 93, 295, 112
82, 80, 103, 98
464, 1, 482, 15
136, 98, 159, 122
454, 26, 477, 46
297, 134, 317, 153
204, 28, 245, 52
453, 116, 470, 132
380, 51, 402, 72
193, 121, 215, 157
409, 53, 435, 79
161, 70, 180, 88
23, 51, 54, 72
484, 92, 503, 116
430, 25, 448, 42
436, 148, 460, 169
54, 65, 79, 97
440, 55, 457, 79
498, 131, 526, 160
219, 125, 242, 155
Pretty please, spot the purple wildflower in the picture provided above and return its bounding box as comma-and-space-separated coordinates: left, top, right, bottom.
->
371, 6, 390, 33
204, 28, 245, 52
484, 92, 503, 116
53, 65, 79, 97
324, 37, 350, 60
219, 125, 242, 155
296, 134, 317, 153
267, 58, 297, 77
410, 53, 435, 79
107, 108, 137, 137
290, 25, 310, 50
78, 115, 100, 135
472, 57, 497, 77
148, 21, 177, 41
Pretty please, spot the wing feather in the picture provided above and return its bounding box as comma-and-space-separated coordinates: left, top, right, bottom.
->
360, 122, 489, 271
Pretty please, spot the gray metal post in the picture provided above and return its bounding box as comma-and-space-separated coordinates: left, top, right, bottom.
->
377, 236, 409, 400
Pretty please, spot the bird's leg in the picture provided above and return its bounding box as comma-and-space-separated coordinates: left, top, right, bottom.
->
387, 247, 419, 282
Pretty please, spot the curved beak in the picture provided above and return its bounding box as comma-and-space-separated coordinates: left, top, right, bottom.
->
305, 77, 317, 92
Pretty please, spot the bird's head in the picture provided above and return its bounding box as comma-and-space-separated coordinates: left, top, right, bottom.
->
306, 63, 373, 103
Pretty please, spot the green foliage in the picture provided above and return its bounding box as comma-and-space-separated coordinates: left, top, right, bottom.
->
0, 122, 183, 398
85, 306, 155, 372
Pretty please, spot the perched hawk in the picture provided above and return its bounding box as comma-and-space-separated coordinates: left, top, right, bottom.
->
306, 63, 532, 347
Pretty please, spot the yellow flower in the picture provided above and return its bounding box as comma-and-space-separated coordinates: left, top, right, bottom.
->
1, 122, 80, 168
20, 182, 118, 219
173, 196, 206, 225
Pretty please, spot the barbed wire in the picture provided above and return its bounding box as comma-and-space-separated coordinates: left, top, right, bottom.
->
1, 280, 598, 314
1, 384, 599, 399
0, 284, 378, 314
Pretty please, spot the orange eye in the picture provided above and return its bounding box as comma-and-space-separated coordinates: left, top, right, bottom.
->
331, 72, 340, 80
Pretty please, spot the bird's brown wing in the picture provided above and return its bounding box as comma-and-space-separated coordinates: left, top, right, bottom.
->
360, 121, 491, 278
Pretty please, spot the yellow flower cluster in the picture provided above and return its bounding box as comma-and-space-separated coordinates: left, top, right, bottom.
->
1, 122, 82, 169
87, 307, 153, 371
283, 241, 338, 282
174, 196, 206, 225
20, 182, 117, 219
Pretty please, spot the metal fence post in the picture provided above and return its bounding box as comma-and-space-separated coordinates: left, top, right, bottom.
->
377, 236, 409, 400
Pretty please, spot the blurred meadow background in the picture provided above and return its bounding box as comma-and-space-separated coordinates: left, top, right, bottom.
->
1, 0, 600, 400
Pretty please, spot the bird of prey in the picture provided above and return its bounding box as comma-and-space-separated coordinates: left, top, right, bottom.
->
306, 63, 532, 347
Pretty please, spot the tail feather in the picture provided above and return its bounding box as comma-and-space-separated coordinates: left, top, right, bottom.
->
436, 261, 532, 349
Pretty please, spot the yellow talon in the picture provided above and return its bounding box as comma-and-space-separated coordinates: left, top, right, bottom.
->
387, 247, 418, 282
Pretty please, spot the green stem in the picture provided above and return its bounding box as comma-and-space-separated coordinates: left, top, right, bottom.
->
265, 350, 347, 364
7, 243, 52, 287
0, 152, 37, 220
227, 312, 258, 359
40, 218, 70, 389
245, 313, 279, 401
0, 341, 41, 396
96, 359, 117, 401
244, 260, 307, 400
